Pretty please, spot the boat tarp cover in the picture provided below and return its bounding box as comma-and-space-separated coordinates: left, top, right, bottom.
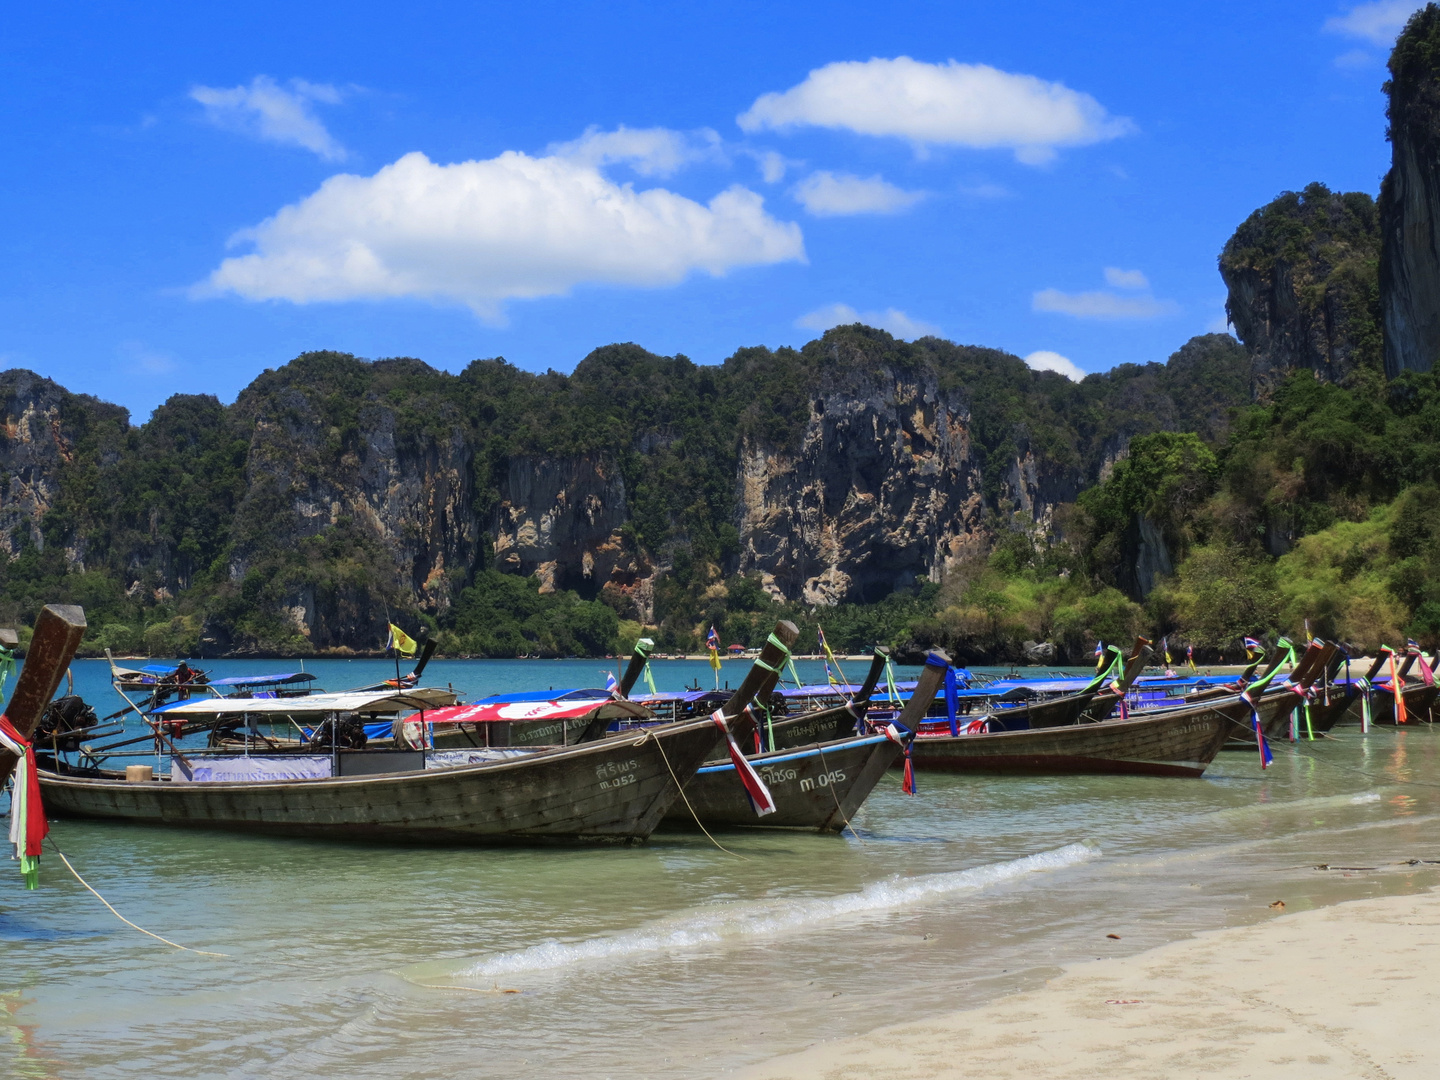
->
421, 698, 652, 725
471, 688, 611, 704
207, 672, 318, 687
171, 755, 333, 782
152, 688, 457, 717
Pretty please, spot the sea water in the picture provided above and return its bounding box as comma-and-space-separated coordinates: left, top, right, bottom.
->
4, 658, 1440, 1078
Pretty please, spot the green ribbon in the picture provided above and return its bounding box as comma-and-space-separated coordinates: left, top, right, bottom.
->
631, 638, 658, 695
884, 656, 900, 705
1081, 647, 1125, 695
0, 645, 15, 700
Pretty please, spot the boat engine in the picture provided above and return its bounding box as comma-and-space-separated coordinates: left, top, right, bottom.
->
307, 712, 368, 750
35, 694, 100, 753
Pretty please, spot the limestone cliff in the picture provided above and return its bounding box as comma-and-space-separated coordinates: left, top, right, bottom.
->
1220, 183, 1382, 397
0, 329, 1253, 651
1381, 4, 1440, 379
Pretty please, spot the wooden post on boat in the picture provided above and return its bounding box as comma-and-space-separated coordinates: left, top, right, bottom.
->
893, 648, 952, 736
0, 604, 87, 788
618, 638, 654, 699
717, 621, 799, 743
855, 648, 889, 702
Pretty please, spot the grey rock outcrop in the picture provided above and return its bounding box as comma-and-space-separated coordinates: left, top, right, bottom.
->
1220, 184, 1382, 397
1381, 5, 1440, 379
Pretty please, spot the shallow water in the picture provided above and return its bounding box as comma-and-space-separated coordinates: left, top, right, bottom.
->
5, 659, 1440, 1078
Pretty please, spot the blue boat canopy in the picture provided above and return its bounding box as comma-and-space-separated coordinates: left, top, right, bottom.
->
473, 688, 612, 704
209, 672, 318, 687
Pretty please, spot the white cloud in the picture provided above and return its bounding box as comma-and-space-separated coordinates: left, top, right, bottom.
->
119, 341, 177, 375
958, 182, 1011, 199
1103, 267, 1149, 290
1023, 350, 1086, 381
197, 150, 805, 321
191, 75, 348, 160
795, 302, 939, 339
546, 125, 722, 178
758, 151, 789, 183
738, 56, 1132, 164
1033, 288, 1179, 320
1335, 48, 1378, 69
792, 171, 925, 216
1324, 2, 1420, 45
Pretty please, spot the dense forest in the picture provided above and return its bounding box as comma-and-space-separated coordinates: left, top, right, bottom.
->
3, 7, 1439, 663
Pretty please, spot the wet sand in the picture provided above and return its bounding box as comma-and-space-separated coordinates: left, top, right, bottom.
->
744, 888, 1440, 1079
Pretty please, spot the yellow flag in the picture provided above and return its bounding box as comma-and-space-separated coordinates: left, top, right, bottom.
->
387, 623, 418, 657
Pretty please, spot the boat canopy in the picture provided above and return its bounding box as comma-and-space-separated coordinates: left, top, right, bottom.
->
471, 688, 612, 705
421, 697, 652, 725
150, 687, 457, 717
209, 672, 317, 688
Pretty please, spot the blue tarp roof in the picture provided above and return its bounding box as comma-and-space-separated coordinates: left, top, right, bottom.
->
473, 688, 611, 704
209, 672, 317, 687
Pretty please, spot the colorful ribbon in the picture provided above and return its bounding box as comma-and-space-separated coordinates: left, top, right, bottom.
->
0, 715, 48, 889
710, 710, 776, 816
883, 723, 916, 795
944, 667, 959, 737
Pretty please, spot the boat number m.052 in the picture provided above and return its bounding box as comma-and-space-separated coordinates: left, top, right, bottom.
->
799, 769, 846, 792
597, 758, 639, 789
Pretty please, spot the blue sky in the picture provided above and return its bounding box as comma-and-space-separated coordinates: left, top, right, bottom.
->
0, 1, 1420, 420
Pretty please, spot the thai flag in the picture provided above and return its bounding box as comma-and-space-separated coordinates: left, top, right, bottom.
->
1408, 638, 1421, 651
1243, 636, 1262, 653
706, 626, 719, 650
1094, 640, 1104, 658
604, 671, 619, 693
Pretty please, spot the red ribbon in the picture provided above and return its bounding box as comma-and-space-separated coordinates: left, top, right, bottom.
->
710, 710, 776, 816
0, 714, 48, 859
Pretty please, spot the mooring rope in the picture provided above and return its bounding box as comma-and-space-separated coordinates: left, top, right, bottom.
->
47, 840, 229, 956
648, 731, 747, 860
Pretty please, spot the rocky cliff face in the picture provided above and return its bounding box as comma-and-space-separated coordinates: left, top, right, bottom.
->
0, 371, 126, 566
736, 365, 988, 605
1220, 183, 1382, 397
226, 360, 480, 648
1381, 5, 1440, 380
0, 327, 1254, 649
492, 454, 631, 597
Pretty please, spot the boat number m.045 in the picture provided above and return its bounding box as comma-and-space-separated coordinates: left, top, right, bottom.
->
597, 758, 639, 789
799, 769, 846, 792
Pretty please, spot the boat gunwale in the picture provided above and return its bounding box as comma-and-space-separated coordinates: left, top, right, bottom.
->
40, 721, 708, 793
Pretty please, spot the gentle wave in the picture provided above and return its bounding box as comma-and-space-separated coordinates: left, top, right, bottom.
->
461, 842, 1098, 979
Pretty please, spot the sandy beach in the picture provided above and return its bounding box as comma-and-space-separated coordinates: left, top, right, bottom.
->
744, 888, 1440, 1080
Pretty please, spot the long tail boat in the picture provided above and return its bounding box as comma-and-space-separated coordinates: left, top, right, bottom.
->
762, 648, 892, 750
1364, 648, 1439, 725
1005, 638, 1151, 730
37, 628, 801, 844
665, 651, 949, 831
898, 675, 1246, 778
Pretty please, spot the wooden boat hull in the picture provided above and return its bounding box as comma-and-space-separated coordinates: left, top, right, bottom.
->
1367, 683, 1440, 725
764, 703, 862, 750
38, 720, 720, 845
665, 734, 899, 832
905, 700, 1246, 778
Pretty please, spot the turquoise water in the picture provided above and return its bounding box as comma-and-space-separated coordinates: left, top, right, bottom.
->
4, 659, 1440, 1078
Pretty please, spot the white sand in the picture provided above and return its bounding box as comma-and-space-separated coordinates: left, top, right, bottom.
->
743, 890, 1440, 1079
